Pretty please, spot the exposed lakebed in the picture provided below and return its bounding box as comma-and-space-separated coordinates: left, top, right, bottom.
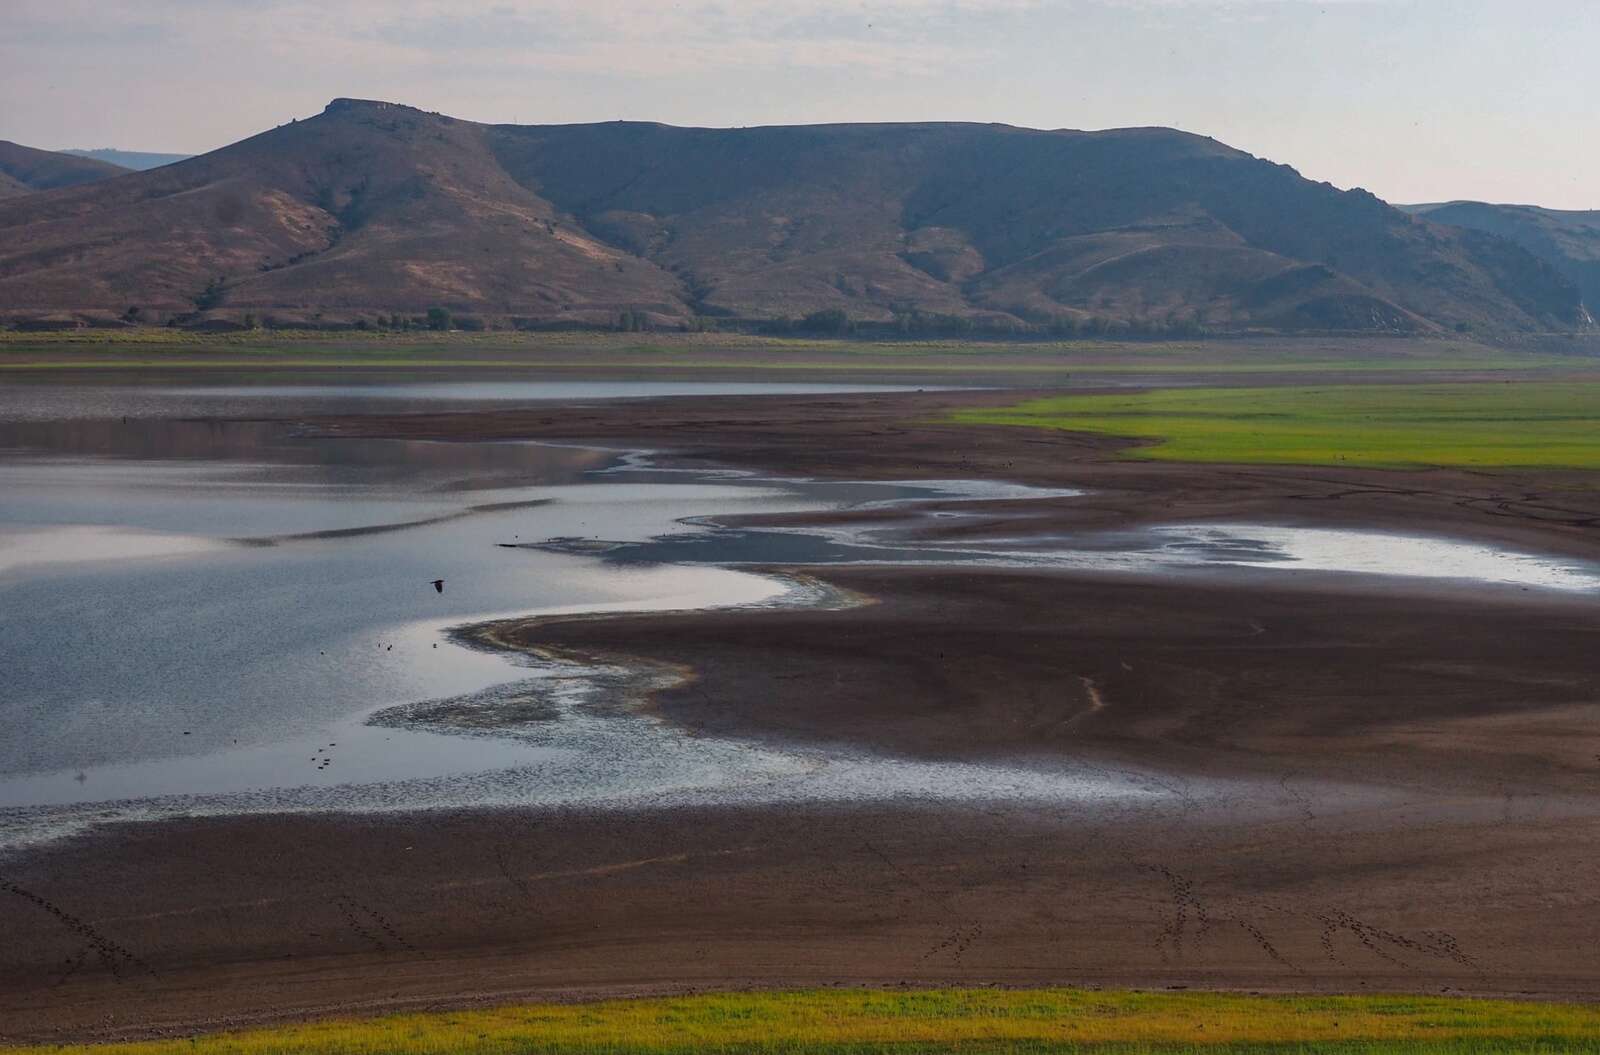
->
1, 378, 1595, 849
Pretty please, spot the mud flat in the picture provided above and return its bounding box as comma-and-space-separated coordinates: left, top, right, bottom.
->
4, 386, 1600, 1042
317, 386, 1600, 558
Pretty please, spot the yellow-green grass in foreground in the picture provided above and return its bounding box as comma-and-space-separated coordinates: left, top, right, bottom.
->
953, 382, 1600, 469
8, 989, 1600, 1055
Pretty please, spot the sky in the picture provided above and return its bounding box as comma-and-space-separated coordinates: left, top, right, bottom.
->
2, 0, 1595, 208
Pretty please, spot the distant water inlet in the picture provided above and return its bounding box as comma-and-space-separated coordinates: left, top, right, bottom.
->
552, 498, 1600, 595
1142, 524, 1600, 591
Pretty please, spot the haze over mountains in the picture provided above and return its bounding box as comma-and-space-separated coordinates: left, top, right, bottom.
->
1402, 202, 1600, 319
0, 141, 128, 199
0, 99, 1591, 334
60, 148, 193, 172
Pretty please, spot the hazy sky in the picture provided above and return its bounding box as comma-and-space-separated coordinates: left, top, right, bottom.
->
3, 0, 1594, 207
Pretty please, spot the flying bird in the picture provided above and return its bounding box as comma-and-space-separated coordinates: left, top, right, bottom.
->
431, 579, 444, 593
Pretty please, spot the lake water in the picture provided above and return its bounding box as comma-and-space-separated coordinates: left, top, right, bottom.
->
0, 380, 1161, 849
0, 379, 960, 422
1, 377, 1594, 849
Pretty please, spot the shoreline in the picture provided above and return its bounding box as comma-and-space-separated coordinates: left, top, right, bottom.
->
5, 387, 1600, 1040
309, 387, 1600, 562
0, 565, 868, 854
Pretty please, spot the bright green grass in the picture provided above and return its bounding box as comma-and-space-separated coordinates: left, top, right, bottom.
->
6, 988, 1600, 1055
954, 382, 1600, 469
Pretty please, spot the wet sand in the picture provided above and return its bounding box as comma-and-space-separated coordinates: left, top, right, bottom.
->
5, 387, 1600, 1042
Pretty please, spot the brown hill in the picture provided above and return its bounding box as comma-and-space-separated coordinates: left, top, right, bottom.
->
1404, 201, 1600, 317
0, 100, 1587, 333
0, 141, 129, 199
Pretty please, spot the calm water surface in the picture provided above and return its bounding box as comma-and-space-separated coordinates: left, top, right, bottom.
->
2, 376, 1593, 848
0, 379, 955, 423
0, 379, 1156, 849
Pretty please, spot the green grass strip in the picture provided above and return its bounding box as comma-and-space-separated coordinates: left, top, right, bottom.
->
6, 988, 1600, 1055
952, 382, 1600, 469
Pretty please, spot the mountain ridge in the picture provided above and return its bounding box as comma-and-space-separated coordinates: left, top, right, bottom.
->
60, 148, 193, 172
1402, 201, 1600, 318
0, 140, 130, 200
0, 99, 1588, 334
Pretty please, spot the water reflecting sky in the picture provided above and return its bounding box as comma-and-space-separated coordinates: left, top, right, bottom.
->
0, 379, 1019, 841
1, 375, 1593, 850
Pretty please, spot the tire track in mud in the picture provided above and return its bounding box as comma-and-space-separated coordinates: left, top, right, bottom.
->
1455, 495, 1600, 529
1, 874, 153, 980
1275, 475, 1600, 530
50, 945, 91, 989
919, 923, 983, 966
1149, 862, 1297, 975
328, 894, 418, 955
1150, 865, 1212, 960
1145, 863, 1486, 980
1316, 909, 1482, 974
295, 854, 424, 958
860, 837, 987, 968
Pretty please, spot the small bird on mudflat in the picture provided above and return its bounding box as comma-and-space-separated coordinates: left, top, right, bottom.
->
431, 579, 444, 593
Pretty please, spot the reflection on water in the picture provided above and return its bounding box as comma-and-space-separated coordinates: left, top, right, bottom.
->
0, 466, 823, 778
2, 376, 1594, 850
0, 378, 1104, 851
0, 379, 948, 425
0, 524, 227, 574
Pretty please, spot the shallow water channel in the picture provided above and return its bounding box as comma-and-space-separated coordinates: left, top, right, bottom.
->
1, 378, 1595, 849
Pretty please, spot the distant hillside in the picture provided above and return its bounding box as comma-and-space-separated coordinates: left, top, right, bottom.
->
61, 148, 194, 171
0, 140, 128, 199
0, 100, 1587, 334
1403, 201, 1600, 316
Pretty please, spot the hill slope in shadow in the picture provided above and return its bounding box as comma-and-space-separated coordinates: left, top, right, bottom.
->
1405, 201, 1600, 319
0, 141, 129, 199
